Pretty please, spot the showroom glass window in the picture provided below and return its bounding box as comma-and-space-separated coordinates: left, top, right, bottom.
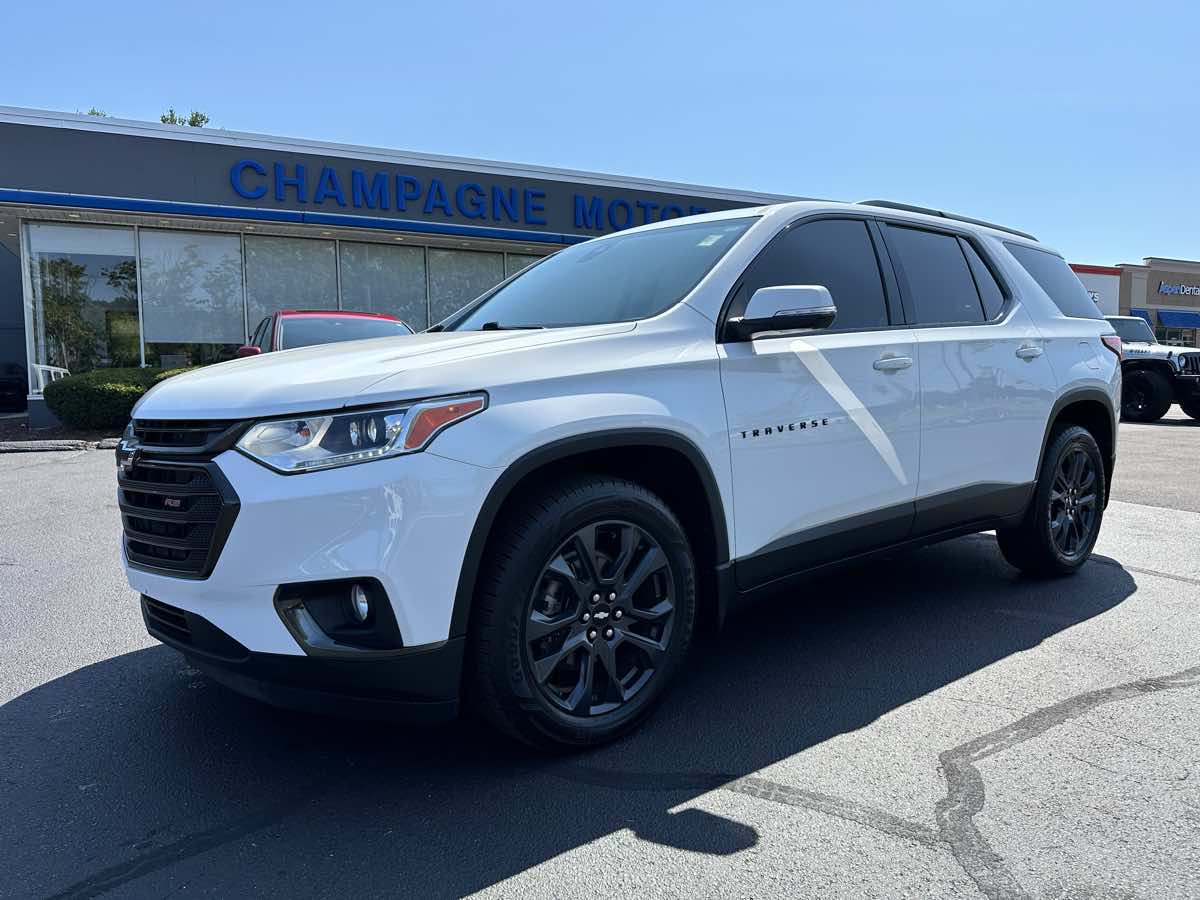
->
429, 248, 505, 325
339, 242, 428, 330
139, 230, 245, 367
25, 223, 139, 384
244, 235, 338, 325
505, 253, 544, 278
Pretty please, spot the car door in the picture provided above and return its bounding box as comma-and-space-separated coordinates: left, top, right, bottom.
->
718, 217, 921, 590
879, 223, 1058, 532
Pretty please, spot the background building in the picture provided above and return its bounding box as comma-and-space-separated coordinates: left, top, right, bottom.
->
1069, 264, 1120, 316
0, 107, 789, 421
1118, 258, 1200, 347
1069, 259, 1200, 348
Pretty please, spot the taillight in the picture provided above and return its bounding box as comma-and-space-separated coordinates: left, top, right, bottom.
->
1101, 334, 1123, 361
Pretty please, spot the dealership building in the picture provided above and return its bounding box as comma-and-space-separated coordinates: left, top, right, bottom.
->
0, 107, 788, 421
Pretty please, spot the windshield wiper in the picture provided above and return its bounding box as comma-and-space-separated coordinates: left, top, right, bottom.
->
479, 321, 545, 331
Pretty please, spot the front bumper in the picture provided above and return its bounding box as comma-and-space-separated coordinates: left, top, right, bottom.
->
142, 595, 463, 721
124, 447, 497, 654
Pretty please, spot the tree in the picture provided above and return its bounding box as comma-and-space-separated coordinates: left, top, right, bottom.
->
86, 107, 108, 117
160, 108, 209, 128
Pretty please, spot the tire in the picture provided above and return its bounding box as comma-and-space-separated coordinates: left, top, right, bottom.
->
1180, 397, 1200, 421
1121, 369, 1172, 422
996, 424, 1106, 577
468, 474, 696, 751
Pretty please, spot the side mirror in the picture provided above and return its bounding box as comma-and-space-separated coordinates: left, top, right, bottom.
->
236, 344, 262, 358
723, 285, 837, 342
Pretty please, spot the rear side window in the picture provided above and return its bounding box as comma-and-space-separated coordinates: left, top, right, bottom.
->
959, 239, 1005, 320
1006, 243, 1103, 320
885, 226, 984, 324
251, 316, 272, 350
728, 219, 889, 331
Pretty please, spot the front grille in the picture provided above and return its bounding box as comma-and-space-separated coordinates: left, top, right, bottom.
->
1179, 353, 1200, 377
142, 596, 192, 645
119, 457, 239, 578
132, 418, 237, 450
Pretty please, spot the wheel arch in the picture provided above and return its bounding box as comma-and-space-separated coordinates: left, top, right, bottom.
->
1122, 358, 1175, 377
1038, 387, 1117, 507
449, 429, 732, 641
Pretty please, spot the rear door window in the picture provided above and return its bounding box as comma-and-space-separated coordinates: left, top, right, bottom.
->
1006, 243, 1103, 320
884, 226, 985, 325
729, 218, 890, 331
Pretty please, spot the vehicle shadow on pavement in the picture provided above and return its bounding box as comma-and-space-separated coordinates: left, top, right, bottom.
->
1, 535, 1136, 898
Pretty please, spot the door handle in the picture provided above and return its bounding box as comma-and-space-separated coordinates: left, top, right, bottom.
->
873, 355, 913, 372
1016, 344, 1044, 360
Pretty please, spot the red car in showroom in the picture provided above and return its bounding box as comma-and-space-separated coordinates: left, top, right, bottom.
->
239, 310, 415, 357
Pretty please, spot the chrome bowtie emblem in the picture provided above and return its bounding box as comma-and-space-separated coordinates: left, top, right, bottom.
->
592, 610, 610, 621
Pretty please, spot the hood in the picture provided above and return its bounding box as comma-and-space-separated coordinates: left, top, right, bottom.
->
1122, 341, 1171, 359
133, 323, 634, 420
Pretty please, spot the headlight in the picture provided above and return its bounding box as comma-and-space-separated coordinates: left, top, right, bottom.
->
236, 392, 487, 473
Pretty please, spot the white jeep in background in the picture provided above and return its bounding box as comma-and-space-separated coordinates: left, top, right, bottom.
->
118, 199, 1121, 750
1105, 314, 1200, 422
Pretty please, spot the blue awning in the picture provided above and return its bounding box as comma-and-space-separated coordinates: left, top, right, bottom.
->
1157, 309, 1200, 328
1131, 308, 1152, 323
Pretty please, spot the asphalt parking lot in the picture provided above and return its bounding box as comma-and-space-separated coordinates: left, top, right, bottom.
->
1, 412, 1198, 899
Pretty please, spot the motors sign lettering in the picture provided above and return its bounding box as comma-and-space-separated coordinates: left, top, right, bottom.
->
230, 158, 712, 233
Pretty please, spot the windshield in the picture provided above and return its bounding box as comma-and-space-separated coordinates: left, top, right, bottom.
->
1108, 317, 1156, 343
444, 217, 758, 331
280, 316, 411, 350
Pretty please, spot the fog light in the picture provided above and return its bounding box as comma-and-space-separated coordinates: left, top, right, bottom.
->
350, 583, 371, 622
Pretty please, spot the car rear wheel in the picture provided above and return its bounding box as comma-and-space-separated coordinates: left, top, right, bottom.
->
468, 475, 696, 751
1121, 369, 1172, 422
997, 424, 1106, 577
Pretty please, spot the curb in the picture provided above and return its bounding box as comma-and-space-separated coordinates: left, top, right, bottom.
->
0, 437, 120, 453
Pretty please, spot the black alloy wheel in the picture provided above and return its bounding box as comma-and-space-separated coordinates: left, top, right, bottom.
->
524, 520, 675, 717
997, 424, 1106, 577
1047, 445, 1099, 561
469, 475, 696, 750
1120, 369, 1171, 422
1123, 383, 1149, 418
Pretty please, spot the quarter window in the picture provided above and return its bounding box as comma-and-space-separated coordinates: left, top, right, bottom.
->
885, 226, 984, 325
1006, 243, 1104, 320
959, 239, 1005, 320
729, 219, 889, 331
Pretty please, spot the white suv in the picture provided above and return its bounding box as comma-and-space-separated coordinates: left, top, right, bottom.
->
119, 200, 1121, 749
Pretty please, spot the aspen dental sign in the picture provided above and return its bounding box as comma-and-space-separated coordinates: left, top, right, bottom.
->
1158, 281, 1200, 297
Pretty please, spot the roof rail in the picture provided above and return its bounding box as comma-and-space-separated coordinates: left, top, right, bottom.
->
858, 200, 1037, 242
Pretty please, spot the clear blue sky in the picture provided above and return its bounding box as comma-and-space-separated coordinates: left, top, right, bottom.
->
5, 0, 1197, 264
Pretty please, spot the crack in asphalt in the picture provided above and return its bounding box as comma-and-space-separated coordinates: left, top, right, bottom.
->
38, 666, 1200, 898
559, 664, 1200, 899
551, 766, 940, 848
934, 664, 1200, 900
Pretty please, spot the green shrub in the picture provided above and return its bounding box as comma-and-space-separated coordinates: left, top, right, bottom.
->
42, 367, 195, 430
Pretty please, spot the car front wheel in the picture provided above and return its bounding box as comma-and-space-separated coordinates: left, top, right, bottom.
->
1121, 369, 1172, 422
468, 475, 696, 750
